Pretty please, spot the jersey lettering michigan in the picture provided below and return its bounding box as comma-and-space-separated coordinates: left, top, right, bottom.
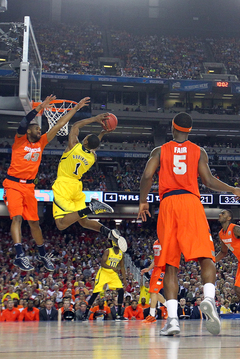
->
105, 247, 123, 269
57, 143, 95, 180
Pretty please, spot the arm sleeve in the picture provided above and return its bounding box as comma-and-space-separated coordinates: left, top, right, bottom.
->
17, 109, 38, 135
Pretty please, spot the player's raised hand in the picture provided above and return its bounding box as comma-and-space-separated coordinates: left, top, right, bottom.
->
137, 203, 151, 222
39, 95, 56, 110
94, 113, 110, 125
75, 97, 91, 110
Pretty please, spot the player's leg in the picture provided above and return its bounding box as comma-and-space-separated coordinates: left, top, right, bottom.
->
25, 188, 54, 272
179, 195, 220, 335
116, 288, 124, 317
235, 286, 240, 299
157, 293, 167, 307
55, 200, 113, 229
79, 217, 127, 253
4, 186, 34, 271
199, 257, 221, 335
143, 267, 165, 323
233, 263, 240, 299
156, 197, 181, 335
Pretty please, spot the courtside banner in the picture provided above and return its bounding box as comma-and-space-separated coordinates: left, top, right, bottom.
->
42, 72, 167, 85
170, 80, 212, 92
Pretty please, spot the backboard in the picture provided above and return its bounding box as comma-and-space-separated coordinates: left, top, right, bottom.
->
19, 16, 42, 114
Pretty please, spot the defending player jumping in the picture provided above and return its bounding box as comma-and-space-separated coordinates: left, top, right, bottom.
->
138, 112, 240, 336
52, 113, 127, 253
3, 95, 90, 272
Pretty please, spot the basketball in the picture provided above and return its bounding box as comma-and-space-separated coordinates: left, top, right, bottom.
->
102, 113, 118, 131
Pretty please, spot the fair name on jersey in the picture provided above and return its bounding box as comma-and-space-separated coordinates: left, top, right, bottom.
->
72, 154, 88, 165
24, 146, 41, 153
174, 147, 187, 154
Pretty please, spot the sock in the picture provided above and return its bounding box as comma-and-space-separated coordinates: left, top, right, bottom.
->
100, 225, 111, 237
37, 244, 46, 257
203, 283, 215, 299
150, 307, 155, 317
166, 299, 178, 318
14, 243, 24, 257
162, 300, 167, 307
78, 207, 91, 218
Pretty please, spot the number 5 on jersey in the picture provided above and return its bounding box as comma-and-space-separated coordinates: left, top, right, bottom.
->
173, 155, 187, 175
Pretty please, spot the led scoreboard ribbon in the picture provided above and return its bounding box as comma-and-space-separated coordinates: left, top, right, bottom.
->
104, 192, 214, 204
0, 190, 238, 205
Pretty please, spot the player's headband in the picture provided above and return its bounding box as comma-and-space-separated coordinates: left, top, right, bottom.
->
172, 119, 192, 133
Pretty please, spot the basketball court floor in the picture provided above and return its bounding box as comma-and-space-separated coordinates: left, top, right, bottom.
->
0, 319, 239, 359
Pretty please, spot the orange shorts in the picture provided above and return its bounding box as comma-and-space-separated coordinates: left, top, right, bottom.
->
3, 179, 39, 221
235, 262, 240, 287
149, 267, 164, 293
156, 193, 215, 268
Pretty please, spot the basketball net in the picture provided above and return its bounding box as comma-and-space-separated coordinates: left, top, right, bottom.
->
33, 100, 77, 136
44, 100, 77, 136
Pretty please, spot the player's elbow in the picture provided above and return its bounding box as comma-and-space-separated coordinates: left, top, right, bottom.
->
201, 176, 213, 188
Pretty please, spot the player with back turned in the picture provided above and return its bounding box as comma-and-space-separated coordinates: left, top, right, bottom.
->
3, 95, 90, 272
138, 112, 240, 336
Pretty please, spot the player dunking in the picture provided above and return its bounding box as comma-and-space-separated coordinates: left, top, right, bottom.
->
141, 238, 166, 323
86, 241, 127, 321
138, 112, 240, 336
52, 114, 127, 252
3, 95, 90, 272
216, 209, 240, 299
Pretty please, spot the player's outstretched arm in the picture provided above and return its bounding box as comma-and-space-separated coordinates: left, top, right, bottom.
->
140, 260, 154, 275
138, 147, 161, 221
199, 148, 240, 196
46, 97, 90, 142
17, 94, 56, 138
67, 113, 110, 150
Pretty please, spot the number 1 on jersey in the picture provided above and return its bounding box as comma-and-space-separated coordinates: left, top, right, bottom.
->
73, 162, 81, 175
173, 155, 187, 175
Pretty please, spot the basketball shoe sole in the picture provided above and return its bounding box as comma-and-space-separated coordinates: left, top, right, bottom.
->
200, 297, 221, 335
108, 229, 127, 253
89, 198, 114, 215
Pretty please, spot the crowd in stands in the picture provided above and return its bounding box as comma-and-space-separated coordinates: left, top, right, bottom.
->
34, 22, 104, 75
26, 22, 240, 80
208, 37, 240, 79
111, 32, 206, 79
0, 218, 239, 322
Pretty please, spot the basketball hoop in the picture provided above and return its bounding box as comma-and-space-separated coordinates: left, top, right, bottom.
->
33, 99, 77, 136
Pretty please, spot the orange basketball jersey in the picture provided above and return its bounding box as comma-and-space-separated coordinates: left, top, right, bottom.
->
153, 239, 162, 267
158, 140, 200, 200
7, 133, 48, 180
219, 223, 240, 261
